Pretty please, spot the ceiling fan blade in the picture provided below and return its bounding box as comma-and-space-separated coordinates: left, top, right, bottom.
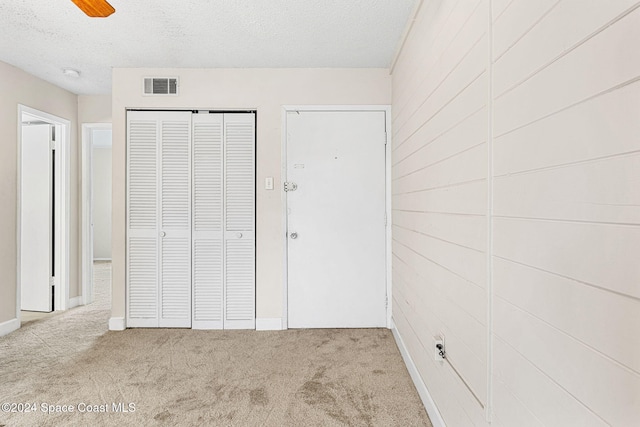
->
70, 0, 115, 17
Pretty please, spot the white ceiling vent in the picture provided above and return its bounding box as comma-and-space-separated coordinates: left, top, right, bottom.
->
143, 77, 179, 95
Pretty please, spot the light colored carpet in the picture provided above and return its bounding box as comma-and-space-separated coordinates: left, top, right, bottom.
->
0, 262, 431, 427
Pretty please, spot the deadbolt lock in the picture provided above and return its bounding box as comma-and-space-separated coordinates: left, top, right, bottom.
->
284, 182, 298, 192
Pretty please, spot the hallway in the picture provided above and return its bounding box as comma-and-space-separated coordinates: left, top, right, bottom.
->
2, 262, 112, 393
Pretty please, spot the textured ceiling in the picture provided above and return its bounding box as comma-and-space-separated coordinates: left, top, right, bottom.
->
0, 0, 417, 95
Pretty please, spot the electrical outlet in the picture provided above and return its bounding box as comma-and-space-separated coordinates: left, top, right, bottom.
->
434, 335, 445, 362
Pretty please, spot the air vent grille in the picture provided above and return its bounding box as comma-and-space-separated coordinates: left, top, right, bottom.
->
143, 78, 178, 95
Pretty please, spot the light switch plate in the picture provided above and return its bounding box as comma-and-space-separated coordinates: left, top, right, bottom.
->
265, 177, 274, 190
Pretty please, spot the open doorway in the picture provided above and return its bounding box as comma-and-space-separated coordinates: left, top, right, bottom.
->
18, 105, 70, 322
82, 124, 112, 307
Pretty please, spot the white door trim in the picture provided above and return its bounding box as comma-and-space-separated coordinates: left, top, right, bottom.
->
82, 123, 112, 305
281, 105, 392, 329
17, 104, 71, 320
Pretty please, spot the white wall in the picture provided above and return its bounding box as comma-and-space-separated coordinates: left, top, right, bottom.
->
78, 95, 112, 124
0, 60, 79, 328
92, 143, 112, 260
111, 68, 391, 325
392, 0, 489, 424
391, 0, 640, 426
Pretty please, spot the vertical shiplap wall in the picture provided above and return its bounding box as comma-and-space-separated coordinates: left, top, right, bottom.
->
392, 0, 640, 426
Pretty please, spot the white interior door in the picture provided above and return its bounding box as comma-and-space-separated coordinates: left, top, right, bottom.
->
192, 112, 256, 330
21, 124, 53, 312
223, 113, 256, 329
128, 111, 254, 329
127, 111, 192, 328
286, 110, 387, 328
192, 113, 224, 329
158, 113, 192, 327
127, 112, 160, 326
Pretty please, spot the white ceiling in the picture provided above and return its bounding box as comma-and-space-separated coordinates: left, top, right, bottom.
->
0, 0, 417, 95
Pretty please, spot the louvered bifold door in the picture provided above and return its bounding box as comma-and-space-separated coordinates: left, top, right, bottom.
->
223, 113, 256, 329
158, 112, 192, 327
128, 111, 253, 330
127, 111, 160, 327
192, 114, 224, 329
127, 111, 193, 328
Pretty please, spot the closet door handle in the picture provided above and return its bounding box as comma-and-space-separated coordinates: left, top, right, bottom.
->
236, 232, 243, 239
160, 231, 166, 238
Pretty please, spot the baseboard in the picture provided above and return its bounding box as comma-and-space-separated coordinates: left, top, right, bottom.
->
0, 318, 20, 337
255, 317, 283, 331
108, 317, 126, 331
68, 296, 82, 309
391, 319, 446, 427
93, 258, 112, 262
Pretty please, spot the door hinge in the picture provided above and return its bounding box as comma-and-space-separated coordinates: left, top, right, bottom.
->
50, 140, 57, 150
384, 213, 387, 226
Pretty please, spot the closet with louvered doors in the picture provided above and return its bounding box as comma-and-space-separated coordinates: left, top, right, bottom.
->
126, 111, 255, 329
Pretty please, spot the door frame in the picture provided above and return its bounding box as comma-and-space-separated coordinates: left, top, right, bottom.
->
281, 105, 392, 329
81, 123, 112, 305
16, 104, 71, 319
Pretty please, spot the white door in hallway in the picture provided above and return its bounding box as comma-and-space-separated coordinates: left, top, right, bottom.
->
286, 110, 387, 328
21, 123, 54, 312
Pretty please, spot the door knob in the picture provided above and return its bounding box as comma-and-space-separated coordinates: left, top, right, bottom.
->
290, 232, 298, 239
160, 231, 166, 237
236, 232, 243, 239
